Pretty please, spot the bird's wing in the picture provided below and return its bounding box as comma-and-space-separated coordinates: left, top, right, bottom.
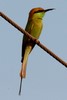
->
21, 19, 42, 62
21, 19, 34, 61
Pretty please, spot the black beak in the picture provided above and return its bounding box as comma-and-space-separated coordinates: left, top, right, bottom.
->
45, 8, 55, 12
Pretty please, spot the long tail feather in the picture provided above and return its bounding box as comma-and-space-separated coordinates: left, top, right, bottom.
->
19, 46, 32, 95
20, 46, 32, 78
19, 77, 23, 95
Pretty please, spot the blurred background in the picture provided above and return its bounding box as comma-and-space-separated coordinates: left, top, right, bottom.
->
0, 0, 67, 100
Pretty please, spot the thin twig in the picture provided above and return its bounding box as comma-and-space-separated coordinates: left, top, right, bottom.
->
0, 12, 67, 67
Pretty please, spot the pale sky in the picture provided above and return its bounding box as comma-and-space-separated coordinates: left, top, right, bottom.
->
0, 0, 67, 100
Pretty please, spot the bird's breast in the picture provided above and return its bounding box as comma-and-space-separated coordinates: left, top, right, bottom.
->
31, 19, 43, 39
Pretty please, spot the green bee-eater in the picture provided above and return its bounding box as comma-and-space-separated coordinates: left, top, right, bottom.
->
19, 7, 54, 94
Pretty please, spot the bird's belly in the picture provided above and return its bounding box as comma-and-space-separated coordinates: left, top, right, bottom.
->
31, 22, 43, 39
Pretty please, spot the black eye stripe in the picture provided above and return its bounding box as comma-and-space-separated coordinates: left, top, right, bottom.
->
34, 10, 45, 13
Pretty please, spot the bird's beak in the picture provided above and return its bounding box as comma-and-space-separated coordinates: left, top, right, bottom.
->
45, 8, 55, 12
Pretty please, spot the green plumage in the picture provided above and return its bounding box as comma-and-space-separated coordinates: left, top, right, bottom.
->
19, 7, 54, 95
20, 15, 43, 78
19, 7, 54, 79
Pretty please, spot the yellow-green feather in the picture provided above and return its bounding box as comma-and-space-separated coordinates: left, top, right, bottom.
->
21, 45, 32, 78
21, 11, 45, 78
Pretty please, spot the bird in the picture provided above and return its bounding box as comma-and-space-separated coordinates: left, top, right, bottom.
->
19, 7, 54, 95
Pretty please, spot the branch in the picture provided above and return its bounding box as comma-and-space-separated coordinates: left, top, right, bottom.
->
0, 12, 67, 67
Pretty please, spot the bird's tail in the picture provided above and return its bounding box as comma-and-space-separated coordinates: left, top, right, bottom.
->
20, 46, 32, 78
19, 46, 32, 95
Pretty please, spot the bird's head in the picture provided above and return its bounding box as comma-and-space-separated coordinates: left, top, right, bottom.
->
29, 7, 54, 20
